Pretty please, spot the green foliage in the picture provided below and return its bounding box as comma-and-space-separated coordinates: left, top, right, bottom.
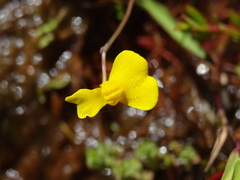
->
135, 140, 159, 168
221, 150, 240, 180
36, 18, 60, 48
136, 0, 206, 59
85, 142, 151, 180
85, 140, 201, 179
176, 5, 240, 42
233, 160, 240, 180
185, 5, 207, 25
178, 145, 199, 168
43, 74, 70, 90
113, 158, 143, 180
219, 24, 240, 41
110, 122, 120, 132
38, 33, 55, 49
236, 64, 240, 76
37, 74, 70, 103
115, 2, 125, 20
86, 143, 119, 169
230, 11, 240, 28
36, 18, 60, 36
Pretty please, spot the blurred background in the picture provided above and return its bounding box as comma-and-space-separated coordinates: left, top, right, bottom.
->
1, 0, 240, 179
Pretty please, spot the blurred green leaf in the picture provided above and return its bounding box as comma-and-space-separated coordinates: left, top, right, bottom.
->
169, 140, 181, 151
86, 143, 119, 169
110, 122, 120, 132
38, 33, 55, 49
42, 74, 70, 90
136, 0, 206, 59
178, 145, 199, 167
176, 22, 192, 31
183, 15, 200, 27
185, 5, 207, 25
36, 18, 60, 48
113, 158, 143, 180
233, 160, 240, 180
37, 74, 70, 103
136, 140, 159, 168
235, 64, 240, 76
220, 25, 240, 40
115, 2, 125, 20
36, 18, 60, 36
179, 145, 197, 160
230, 11, 240, 28
221, 150, 239, 180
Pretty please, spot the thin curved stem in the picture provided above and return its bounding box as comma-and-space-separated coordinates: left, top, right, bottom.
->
100, 0, 135, 82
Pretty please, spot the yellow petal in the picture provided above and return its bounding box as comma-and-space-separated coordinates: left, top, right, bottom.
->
121, 76, 158, 110
109, 50, 148, 82
109, 50, 159, 110
65, 88, 107, 119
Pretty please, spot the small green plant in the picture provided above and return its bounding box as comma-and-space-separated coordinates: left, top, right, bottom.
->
85, 142, 151, 180
86, 143, 119, 169
85, 140, 201, 179
135, 140, 159, 169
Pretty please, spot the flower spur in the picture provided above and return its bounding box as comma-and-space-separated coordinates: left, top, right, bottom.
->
65, 50, 159, 119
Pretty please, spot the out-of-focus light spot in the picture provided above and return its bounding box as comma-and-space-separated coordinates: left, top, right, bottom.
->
126, 107, 136, 117
196, 63, 209, 75
14, 86, 23, 99
235, 109, 240, 120
49, 68, 58, 77
28, 29, 36, 37
187, 106, 194, 114
92, 127, 100, 137
6, 169, 20, 179
157, 129, 165, 138
32, 53, 42, 64
27, 65, 35, 75
15, 38, 24, 48
128, 130, 137, 139
227, 85, 237, 94
63, 164, 72, 174
163, 117, 174, 127
18, 18, 27, 28
61, 51, 72, 61
117, 136, 126, 145
150, 59, 159, 69
159, 146, 167, 154
102, 168, 112, 176
13, 73, 26, 83
16, 53, 26, 65
14, 8, 23, 18
15, 105, 26, 115
149, 122, 157, 134
56, 61, 65, 69
154, 69, 163, 78
71, 16, 86, 35
33, 14, 42, 26
0, 80, 8, 90
85, 137, 98, 148
42, 146, 51, 156
37, 73, 50, 88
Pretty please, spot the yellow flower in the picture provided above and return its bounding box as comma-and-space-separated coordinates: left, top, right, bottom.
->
65, 50, 158, 119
